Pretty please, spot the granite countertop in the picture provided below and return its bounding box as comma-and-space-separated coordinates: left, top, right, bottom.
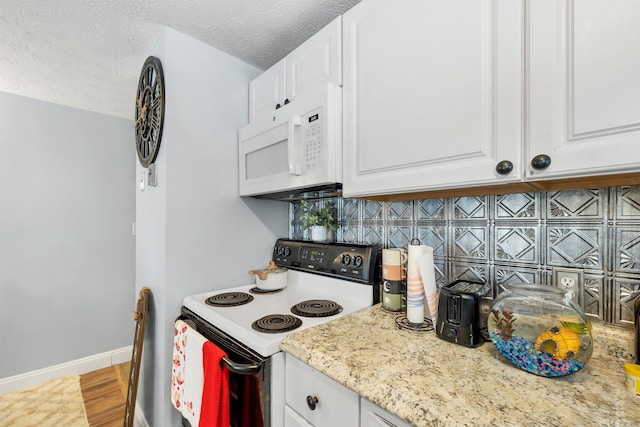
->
279, 304, 639, 427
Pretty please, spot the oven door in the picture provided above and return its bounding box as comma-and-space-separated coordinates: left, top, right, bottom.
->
179, 307, 270, 427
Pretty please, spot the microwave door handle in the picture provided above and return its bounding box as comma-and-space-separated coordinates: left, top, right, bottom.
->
288, 115, 302, 175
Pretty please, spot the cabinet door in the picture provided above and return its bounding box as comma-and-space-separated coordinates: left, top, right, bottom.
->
285, 355, 359, 427
526, 0, 640, 180
286, 16, 342, 103
249, 16, 342, 123
360, 398, 413, 427
249, 60, 286, 121
285, 405, 314, 427
343, 0, 523, 197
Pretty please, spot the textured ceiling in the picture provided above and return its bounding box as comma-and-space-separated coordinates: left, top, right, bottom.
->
0, 0, 360, 119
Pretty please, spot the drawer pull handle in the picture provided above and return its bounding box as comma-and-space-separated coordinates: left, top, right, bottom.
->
495, 160, 513, 175
531, 154, 551, 171
306, 395, 319, 410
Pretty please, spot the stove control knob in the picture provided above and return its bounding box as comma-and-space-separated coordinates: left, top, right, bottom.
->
276, 246, 284, 256
306, 395, 319, 411
283, 247, 291, 257
341, 254, 351, 266
353, 255, 363, 268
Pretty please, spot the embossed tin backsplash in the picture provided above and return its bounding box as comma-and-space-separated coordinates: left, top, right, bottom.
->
289, 186, 640, 327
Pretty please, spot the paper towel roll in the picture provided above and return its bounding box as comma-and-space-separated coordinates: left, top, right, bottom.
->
418, 247, 438, 325
406, 243, 427, 324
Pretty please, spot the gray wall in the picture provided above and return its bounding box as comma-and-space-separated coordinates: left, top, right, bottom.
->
0, 91, 135, 378
136, 28, 288, 426
291, 188, 640, 328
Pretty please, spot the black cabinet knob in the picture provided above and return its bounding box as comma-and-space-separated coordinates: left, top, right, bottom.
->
275, 103, 281, 110
495, 160, 513, 175
306, 395, 318, 410
531, 154, 551, 170
284, 98, 290, 105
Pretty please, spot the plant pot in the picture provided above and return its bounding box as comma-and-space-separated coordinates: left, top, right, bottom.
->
310, 225, 327, 241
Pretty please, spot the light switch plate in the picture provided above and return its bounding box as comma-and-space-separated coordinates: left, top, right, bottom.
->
148, 164, 157, 186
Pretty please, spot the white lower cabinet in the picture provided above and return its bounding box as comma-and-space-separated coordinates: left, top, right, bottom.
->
285, 354, 359, 426
285, 405, 314, 427
360, 398, 414, 427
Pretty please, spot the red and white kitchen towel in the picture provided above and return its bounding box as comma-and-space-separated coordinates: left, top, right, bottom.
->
171, 320, 230, 427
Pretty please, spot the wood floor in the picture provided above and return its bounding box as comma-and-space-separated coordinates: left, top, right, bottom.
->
80, 361, 131, 427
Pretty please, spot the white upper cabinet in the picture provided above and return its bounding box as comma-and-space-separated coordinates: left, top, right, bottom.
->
249, 61, 286, 122
526, 0, 640, 180
249, 16, 342, 122
286, 17, 342, 103
342, 0, 524, 198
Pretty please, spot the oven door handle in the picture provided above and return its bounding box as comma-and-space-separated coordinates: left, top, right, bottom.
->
175, 313, 263, 375
221, 356, 262, 375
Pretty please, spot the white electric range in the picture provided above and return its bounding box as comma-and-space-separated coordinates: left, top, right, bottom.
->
179, 239, 381, 427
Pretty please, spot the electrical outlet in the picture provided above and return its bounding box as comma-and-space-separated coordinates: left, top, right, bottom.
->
560, 276, 575, 287
552, 267, 584, 305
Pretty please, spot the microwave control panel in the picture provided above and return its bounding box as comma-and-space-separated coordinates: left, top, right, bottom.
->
304, 107, 323, 171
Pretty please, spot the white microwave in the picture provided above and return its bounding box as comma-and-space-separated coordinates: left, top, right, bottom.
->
238, 83, 342, 198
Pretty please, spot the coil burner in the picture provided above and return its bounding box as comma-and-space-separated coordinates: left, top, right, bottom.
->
251, 314, 302, 333
205, 292, 254, 307
291, 300, 343, 318
249, 287, 284, 295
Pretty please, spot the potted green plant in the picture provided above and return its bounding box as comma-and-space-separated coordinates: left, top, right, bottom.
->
300, 200, 337, 241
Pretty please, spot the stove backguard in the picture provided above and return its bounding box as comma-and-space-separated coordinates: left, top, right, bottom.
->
272, 239, 381, 302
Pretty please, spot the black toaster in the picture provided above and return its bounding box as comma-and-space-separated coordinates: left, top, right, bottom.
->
435, 280, 491, 347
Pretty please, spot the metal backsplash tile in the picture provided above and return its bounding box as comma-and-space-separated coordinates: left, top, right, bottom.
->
583, 274, 604, 319
363, 200, 384, 220
417, 198, 446, 220
547, 189, 604, 219
453, 225, 489, 261
547, 226, 605, 268
495, 193, 538, 219
289, 185, 640, 327
494, 266, 541, 297
453, 195, 488, 219
494, 225, 539, 264
615, 276, 640, 326
616, 186, 640, 218
616, 227, 640, 272
416, 225, 446, 257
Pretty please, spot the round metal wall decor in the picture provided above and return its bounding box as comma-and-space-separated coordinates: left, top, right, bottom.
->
135, 56, 165, 168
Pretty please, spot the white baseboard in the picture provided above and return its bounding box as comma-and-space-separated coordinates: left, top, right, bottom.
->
0, 346, 133, 394
135, 403, 149, 427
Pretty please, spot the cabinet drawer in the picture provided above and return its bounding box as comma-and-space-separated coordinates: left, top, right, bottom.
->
286, 355, 359, 426
361, 398, 414, 427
